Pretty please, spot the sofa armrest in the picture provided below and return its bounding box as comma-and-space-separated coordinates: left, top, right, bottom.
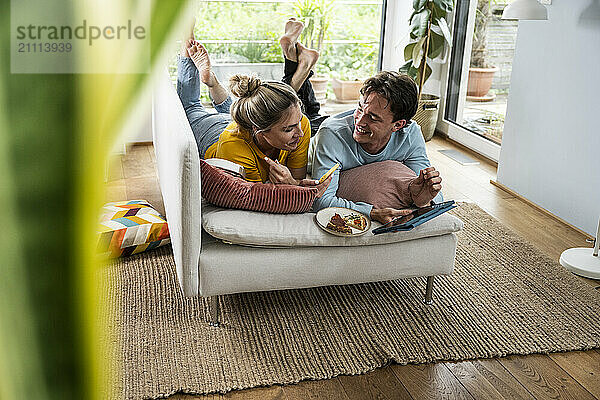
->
152, 71, 202, 296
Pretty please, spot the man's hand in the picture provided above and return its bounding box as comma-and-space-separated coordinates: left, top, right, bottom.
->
409, 166, 442, 207
370, 207, 413, 225
298, 176, 332, 198
264, 156, 298, 185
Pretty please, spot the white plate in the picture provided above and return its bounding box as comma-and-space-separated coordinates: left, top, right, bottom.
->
315, 207, 371, 237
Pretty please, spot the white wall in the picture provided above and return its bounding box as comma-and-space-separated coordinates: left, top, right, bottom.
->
497, 0, 600, 236
111, 91, 153, 153
127, 94, 153, 143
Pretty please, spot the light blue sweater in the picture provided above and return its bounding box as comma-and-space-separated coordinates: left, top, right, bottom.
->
309, 112, 443, 216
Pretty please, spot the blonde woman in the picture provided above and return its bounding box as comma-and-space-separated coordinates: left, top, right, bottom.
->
177, 20, 329, 192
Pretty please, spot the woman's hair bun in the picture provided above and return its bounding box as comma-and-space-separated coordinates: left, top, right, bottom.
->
229, 74, 262, 98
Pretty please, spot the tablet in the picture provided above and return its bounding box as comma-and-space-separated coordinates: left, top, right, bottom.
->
372, 201, 457, 235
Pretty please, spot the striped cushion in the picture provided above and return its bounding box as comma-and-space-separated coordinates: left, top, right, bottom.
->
97, 200, 170, 258
200, 160, 318, 214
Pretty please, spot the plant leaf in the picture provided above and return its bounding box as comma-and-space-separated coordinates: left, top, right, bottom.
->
399, 60, 419, 82
419, 8, 432, 37
404, 42, 416, 61
432, 0, 453, 13
413, 0, 428, 12
427, 32, 445, 59
412, 36, 427, 68
409, 9, 418, 25
437, 17, 452, 45
430, 23, 442, 36
399, 60, 412, 74
410, 11, 421, 37
401, 60, 432, 88
411, 8, 431, 38
416, 62, 433, 86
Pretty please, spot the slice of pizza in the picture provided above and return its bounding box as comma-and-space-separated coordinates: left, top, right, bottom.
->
345, 213, 367, 230
327, 213, 352, 234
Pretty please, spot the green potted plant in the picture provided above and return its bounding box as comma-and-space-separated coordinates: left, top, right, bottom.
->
467, 0, 498, 100
294, 0, 335, 104
400, 0, 453, 141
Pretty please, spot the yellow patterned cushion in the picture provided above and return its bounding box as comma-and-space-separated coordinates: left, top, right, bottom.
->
97, 200, 170, 258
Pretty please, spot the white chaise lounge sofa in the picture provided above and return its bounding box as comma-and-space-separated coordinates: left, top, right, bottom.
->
152, 71, 463, 326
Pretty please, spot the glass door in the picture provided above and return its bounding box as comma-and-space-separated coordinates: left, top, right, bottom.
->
439, 0, 519, 162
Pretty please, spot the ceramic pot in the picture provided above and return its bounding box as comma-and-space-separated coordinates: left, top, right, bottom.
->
467, 66, 499, 97
332, 78, 363, 102
309, 76, 329, 106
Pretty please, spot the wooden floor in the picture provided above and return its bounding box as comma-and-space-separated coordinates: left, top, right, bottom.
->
105, 135, 600, 400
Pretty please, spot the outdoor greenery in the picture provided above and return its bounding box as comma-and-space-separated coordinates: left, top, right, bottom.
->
320, 41, 378, 81
195, 3, 286, 63
193, 1, 382, 79
293, 0, 334, 53
400, 0, 453, 93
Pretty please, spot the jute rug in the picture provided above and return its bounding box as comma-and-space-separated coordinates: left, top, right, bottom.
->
103, 203, 600, 399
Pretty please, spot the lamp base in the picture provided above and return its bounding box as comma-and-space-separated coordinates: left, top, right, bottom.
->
560, 247, 600, 280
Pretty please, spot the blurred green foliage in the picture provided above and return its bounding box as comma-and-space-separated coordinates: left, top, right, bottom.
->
1, 0, 189, 397
1, 1, 82, 398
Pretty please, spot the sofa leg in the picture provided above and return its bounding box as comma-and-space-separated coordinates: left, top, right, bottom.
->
209, 296, 220, 327
424, 276, 434, 305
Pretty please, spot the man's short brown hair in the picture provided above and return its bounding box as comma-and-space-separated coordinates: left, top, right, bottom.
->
360, 71, 418, 122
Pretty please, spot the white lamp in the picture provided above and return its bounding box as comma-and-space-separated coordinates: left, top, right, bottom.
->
560, 217, 600, 279
502, 0, 548, 20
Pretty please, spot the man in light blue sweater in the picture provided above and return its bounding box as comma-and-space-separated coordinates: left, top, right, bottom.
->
309, 71, 443, 225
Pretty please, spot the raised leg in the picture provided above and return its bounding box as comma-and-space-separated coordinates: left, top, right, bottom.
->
280, 17, 304, 62
186, 41, 229, 106
209, 296, 220, 327
424, 276, 434, 305
280, 18, 324, 133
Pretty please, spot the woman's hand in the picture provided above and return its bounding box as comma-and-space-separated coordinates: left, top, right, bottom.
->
263, 157, 331, 197
264, 157, 298, 185
298, 176, 332, 198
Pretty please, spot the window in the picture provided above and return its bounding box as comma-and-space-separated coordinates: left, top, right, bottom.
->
172, 0, 385, 108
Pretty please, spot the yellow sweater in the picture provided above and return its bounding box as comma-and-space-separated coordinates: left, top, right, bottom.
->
204, 115, 311, 182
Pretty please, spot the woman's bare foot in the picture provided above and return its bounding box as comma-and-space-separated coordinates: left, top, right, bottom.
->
185, 40, 228, 104
187, 41, 217, 88
289, 42, 319, 92
180, 38, 194, 58
279, 18, 304, 61
297, 42, 319, 71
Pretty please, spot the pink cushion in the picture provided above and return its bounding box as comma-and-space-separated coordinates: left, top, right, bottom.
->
337, 160, 417, 209
200, 160, 318, 214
